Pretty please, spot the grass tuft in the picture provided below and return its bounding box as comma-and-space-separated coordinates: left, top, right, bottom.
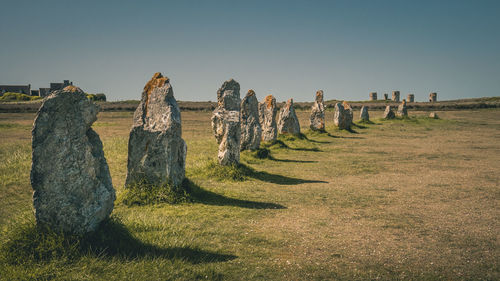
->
192, 159, 255, 181
120, 180, 190, 206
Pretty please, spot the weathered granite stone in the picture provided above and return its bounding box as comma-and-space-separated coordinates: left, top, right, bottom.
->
310, 90, 325, 131
278, 98, 301, 135
31, 86, 115, 234
369, 92, 377, 101
259, 95, 278, 142
240, 90, 262, 151
383, 105, 396, 119
392, 91, 400, 102
126, 73, 187, 188
429, 92, 437, 102
397, 99, 408, 117
211, 79, 241, 165
334, 101, 352, 130
429, 112, 439, 119
360, 105, 370, 121
384, 93, 389, 100
407, 94, 415, 102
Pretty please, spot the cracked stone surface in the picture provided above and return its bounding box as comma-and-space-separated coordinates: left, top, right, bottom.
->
310, 90, 325, 131
259, 94, 278, 142
240, 90, 262, 151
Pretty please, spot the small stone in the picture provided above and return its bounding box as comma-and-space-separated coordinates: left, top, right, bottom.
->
429, 92, 437, 102
392, 91, 400, 102
407, 94, 415, 102
397, 99, 408, 117
334, 101, 353, 130
278, 98, 301, 135
369, 92, 377, 101
259, 95, 278, 142
360, 105, 370, 121
31, 86, 115, 234
211, 79, 241, 165
429, 112, 439, 119
384, 93, 389, 100
240, 90, 262, 151
310, 90, 325, 131
126, 72, 187, 188
383, 105, 396, 119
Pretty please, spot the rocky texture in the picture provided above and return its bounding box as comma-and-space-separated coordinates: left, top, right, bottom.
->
211, 79, 241, 165
429, 92, 437, 102
384, 93, 389, 100
31, 86, 115, 234
360, 105, 370, 121
240, 90, 261, 151
383, 105, 396, 119
392, 91, 400, 102
259, 95, 278, 142
309, 90, 325, 131
407, 94, 415, 102
278, 98, 301, 135
429, 112, 439, 119
334, 101, 353, 130
397, 100, 408, 117
126, 73, 187, 188
369, 92, 377, 101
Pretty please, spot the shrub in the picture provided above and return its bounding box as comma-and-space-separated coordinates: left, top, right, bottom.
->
0, 92, 42, 102
119, 179, 190, 206
86, 93, 107, 102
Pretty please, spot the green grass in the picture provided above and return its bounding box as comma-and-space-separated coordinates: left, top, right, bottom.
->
0, 110, 499, 280
0, 92, 42, 102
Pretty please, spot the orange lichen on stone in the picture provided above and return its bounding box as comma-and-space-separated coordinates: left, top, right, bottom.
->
247, 89, 255, 96
402, 99, 406, 105
286, 98, 293, 109
143, 72, 169, 115
63, 85, 81, 93
264, 95, 274, 108
342, 101, 351, 110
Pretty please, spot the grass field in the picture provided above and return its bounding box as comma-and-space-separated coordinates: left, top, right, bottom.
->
0, 108, 499, 280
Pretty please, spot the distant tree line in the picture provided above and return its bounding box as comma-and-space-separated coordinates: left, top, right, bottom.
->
86, 93, 107, 102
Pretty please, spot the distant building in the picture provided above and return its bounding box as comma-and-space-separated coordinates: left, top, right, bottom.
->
31, 90, 40, 96
0, 84, 31, 96
39, 88, 51, 97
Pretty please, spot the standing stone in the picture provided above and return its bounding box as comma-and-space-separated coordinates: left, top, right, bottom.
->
429, 92, 437, 102
383, 105, 396, 119
397, 99, 408, 117
392, 91, 400, 102
369, 92, 377, 101
126, 72, 187, 188
334, 101, 353, 130
259, 95, 278, 142
278, 98, 301, 135
360, 106, 370, 121
240, 90, 262, 151
407, 94, 415, 102
384, 93, 389, 100
429, 112, 439, 119
211, 79, 241, 165
310, 90, 325, 131
31, 86, 115, 234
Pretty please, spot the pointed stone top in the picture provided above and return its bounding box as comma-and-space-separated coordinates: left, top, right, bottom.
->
246, 89, 256, 97
402, 99, 406, 105
62, 85, 83, 93
315, 90, 324, 102
144, 72, 169, 95
264, 95, 276, 109
342, 101, 351, 110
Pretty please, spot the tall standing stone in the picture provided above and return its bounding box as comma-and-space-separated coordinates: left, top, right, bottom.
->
383, 105, 396, 119
334, 101, 352, 130
310, 90, 325, 131
407, 94, 415, 102
126, 72, 187, 188
369, 92, 377, 101
429, 92, 437, 102
31, 86, 115, 234
397, 99, 408, 117
259, 95, 278, 142
240, 90, 262, 151
360, 105, 370, 121
278, 98, 301, 135
392, 91, 400, 102
211, 79, 241, 165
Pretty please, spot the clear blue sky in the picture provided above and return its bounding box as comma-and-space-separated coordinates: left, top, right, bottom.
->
1, 0, 499, 102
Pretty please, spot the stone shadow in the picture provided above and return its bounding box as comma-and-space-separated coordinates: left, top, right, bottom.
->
2, 217, 236, 264
246, 169, 328, 185
184, 179, 286, 209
